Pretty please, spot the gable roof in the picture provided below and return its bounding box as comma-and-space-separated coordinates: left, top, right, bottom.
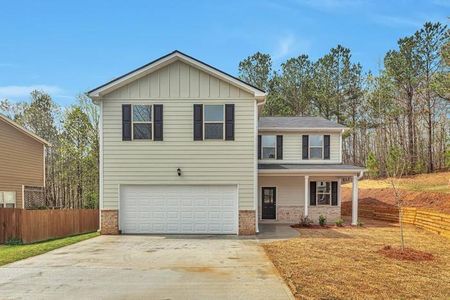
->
0, 114, 51, 146
87, 50, 266, 102
258, 117, 348, 131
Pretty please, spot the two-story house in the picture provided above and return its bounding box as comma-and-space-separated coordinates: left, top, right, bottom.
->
0, 114, 49, 209
88, 51, 364, 235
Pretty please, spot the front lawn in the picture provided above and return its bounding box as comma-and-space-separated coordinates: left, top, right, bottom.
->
263, 219, 450, 299
0, 232, 99, 267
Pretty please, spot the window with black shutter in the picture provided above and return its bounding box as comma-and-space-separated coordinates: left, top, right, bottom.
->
324, 135, 330, 159
302, 135, 309, 159
331, 181, 338, 206
153, 104, 163, 141
276, 135, 283, 160
193, 104, 203, 140
122, 104, 132, 141
258, 135, 262, 159
309, 181, 316, 205
225, 104, 234, 140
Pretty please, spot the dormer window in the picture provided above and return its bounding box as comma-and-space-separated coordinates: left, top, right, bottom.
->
309, 135, 323, 159
262, 136, 276, 159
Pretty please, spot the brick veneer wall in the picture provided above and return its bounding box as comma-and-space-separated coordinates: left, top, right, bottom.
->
101, 210, 119, 234
239, 210, 256, 235
272, 205, 341, 224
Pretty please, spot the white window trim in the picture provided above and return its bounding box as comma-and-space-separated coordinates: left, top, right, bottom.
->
261, 135, 277, 160
315, 181, 332, 206
0, 191, 16, 208
132, 104, 153, 141
203, 104, 225, 140
309, 135, 324, 160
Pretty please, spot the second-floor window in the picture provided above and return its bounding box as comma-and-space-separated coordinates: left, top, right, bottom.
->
309, 135, 323, 159
133, 105, 152, 140
262, 135, 276, 159
204, 105, 224, 140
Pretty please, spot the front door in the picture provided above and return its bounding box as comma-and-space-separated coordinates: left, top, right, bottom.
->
261, 187, 276, 219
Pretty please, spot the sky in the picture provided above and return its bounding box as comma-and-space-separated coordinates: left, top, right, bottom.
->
0, 0, 448, 106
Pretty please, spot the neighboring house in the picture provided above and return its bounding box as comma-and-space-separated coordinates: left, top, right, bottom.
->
0, 114, 50, 209
88, 50, 364, 235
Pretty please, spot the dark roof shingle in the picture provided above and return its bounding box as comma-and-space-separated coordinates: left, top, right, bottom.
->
258, 117, 346, 129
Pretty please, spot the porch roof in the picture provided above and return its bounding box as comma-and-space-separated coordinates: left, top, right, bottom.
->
258, 163, 365, 175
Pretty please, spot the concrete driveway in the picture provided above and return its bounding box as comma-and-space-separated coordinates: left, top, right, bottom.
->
0, 234, 294, 300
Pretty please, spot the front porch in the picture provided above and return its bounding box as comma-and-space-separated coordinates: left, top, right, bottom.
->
257, 164, 365, 227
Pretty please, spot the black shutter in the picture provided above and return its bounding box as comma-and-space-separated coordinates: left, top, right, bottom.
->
122, 104, 131, 141
276, 135, 283, 160
324, 135, 330, 159
225, 104, 235, 140
302, 135, 309, 159
258, 135, 262, 159
310, 181, 316, 206
154, 104, 163, 141
331, 181, 338, 206
193, 104, 203, 141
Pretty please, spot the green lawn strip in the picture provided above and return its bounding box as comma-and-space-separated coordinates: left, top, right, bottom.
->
0, 232, 99, 267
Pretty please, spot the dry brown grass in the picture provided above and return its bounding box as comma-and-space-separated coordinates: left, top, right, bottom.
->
262, 218, 450, 299
342, 171, 450, 194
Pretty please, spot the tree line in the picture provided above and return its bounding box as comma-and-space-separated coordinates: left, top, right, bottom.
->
0, 92, 99, 209
0, 21, 448, 208
238, 22, 449, 177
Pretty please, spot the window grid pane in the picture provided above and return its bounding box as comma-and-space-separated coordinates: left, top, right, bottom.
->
310, 135, 323, 147
262, 147, 276, 159
133, 123, 152, 140
133, 105, 152, 122
204, 105, 224, 122
205, 123, 223, 139
310, 147, 323, 159
316, 182, 331, 205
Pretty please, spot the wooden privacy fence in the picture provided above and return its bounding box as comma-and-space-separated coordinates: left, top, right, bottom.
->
342, 202, 450, 238
402, 208, 450, 239
0, 209, 99, 244
341, 201, 399, 222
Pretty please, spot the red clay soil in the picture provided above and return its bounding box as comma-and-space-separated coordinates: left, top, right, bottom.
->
377, 245, 434, 261
342, 187, 450, 214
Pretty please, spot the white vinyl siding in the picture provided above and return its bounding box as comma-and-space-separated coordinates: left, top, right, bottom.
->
101, 61, 256, 210
258, 131, 341, 164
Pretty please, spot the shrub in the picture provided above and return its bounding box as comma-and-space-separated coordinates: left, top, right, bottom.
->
299, 215, 313, 227
319, 215, 327, 226
357, 219, 364, 227
335, 218, 344, 227
6, 237, 23, 245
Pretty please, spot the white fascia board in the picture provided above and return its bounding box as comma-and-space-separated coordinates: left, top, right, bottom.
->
258, 169, 366, 175
258, 127, 349, 132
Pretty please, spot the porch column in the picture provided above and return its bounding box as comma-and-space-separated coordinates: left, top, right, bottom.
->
352, 175, 359, 225
304, 175, 309, 217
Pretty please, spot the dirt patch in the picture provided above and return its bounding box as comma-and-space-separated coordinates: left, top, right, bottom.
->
377, 245, 434, 261
342, 187, 450, 214
290, 224, 338, 229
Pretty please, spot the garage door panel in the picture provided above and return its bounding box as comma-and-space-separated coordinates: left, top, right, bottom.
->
120, 185, 237, 234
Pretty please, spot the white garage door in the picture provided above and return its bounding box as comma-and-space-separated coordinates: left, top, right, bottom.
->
120, 185, 238, 234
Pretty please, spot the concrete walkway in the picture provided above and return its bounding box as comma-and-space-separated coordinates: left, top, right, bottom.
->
0, 233, 294, 300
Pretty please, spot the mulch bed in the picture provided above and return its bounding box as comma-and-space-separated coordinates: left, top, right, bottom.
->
377, 245, 434, 261
290, 224, 343, 229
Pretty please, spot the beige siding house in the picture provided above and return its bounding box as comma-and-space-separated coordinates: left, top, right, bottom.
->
0, 114, 49, 209
89, 51, 363, 235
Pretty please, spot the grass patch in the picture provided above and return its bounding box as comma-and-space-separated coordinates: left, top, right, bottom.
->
342, 171, 450, 194
0, 232, 99, 267
262, 219, 450, 299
